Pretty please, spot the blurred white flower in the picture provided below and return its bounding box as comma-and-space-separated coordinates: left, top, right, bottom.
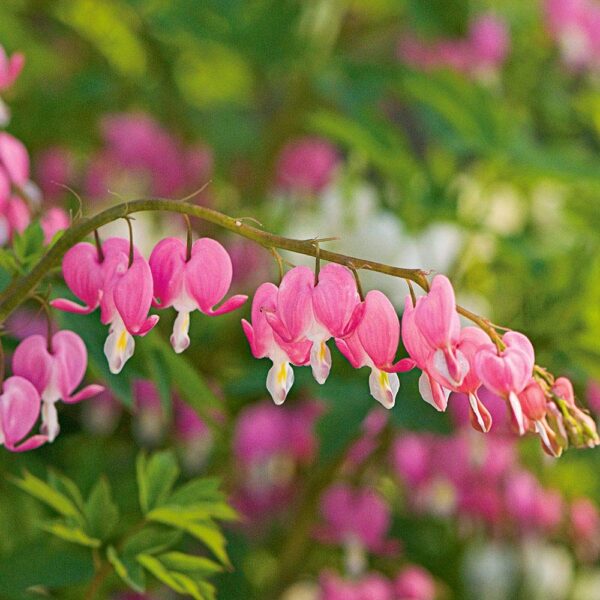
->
521, 540, 573, 600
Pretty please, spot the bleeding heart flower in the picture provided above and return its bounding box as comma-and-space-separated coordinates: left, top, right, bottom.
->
242, 282, 311, 404
430, 326, 492, 433
149, 236, 247, 353
412, 275, 466, 386
12, 330, 104, 442
337, 290, 414, 408
265, 264, 363, 385
52, 237, 159, 374
474, 331, 535, 435
401, 296, 450, 412
0, 376, 47, 452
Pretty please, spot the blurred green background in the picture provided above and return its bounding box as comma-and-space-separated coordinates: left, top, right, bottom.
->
1, 0, 600, 599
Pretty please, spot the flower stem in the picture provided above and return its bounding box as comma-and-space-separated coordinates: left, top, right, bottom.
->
0, 198, 431, 322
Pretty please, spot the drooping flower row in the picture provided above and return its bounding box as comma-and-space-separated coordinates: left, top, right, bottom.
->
52, 235, 247, 373
243, 266, 599, 456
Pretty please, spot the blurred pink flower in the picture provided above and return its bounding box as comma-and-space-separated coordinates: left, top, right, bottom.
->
586, 379, 600, 414
398, 13, 509, 78
35, 147, 76, 202
275, 136, 339, 194
41, 207, 69, 244
318, 484, 396, 554
133, 379, 166, 446
81, 389, 122, 436
85, 113, 213, 199
319, 570, 393, 600
545, 0, 600, 70
394, 565, 436, 600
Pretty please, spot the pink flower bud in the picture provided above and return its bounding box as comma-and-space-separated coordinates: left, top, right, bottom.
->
518, 379, 547, 421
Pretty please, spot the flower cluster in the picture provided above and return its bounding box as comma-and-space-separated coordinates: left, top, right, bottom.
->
244, 267, 598, 456
0, 329, 103, 451
52, 234, 247, 373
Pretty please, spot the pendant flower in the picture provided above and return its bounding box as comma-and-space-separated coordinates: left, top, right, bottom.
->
12, 330, 104, 442
51, 237, 159, 373
149, 236, 247, 353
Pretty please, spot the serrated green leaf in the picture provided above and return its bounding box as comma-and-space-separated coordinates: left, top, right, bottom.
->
41, 521, 101, 548
137, 451, 180, 514
11, 471, 83, 525
107, 546, 146, 592
122, 525, 183, 557
83, 477, 119, 541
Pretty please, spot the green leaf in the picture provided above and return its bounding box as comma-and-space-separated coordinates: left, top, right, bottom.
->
83, 477, 119, 541
12, 222, 45, 266
11, 471, 84, 525
136, 451, 180, 514
47, 470, 85, 512
0, 248, 19, 274
137, 554, 214, 600
166, 478, 224, 505
147, 509, 230, 567
148, 503, 237, 524
122, 525, 183, 557
107, 546, 146, 593
41, 521, 101, 548
159, 551, 223, 578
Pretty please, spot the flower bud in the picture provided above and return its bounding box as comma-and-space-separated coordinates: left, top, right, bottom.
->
518, 380, 547, 421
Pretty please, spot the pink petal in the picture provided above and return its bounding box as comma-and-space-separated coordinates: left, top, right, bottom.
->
64, 384, 105, 404
357, 290, 400, 369
504, 331, 535, 364
0, 376, 41, 448
468, 391, 493, 433
8, 434, 48, 452
55, 242, 104, 313
244, 282, 279, 359
50, 297, 100, 315
113, 257, 156, 334
52, 330, 88, 398
201, 293, 247, 316
401, 297, 434, 368
269, 266, 314, 342
313, 264, 360, 337
0, 132, 29, 184
413, 275, 461, 350
418, 371, 449, 411
148, 237, 186, 308
12, 335, 53, 394
335, 331, 369, 369
185, 238, 235, 314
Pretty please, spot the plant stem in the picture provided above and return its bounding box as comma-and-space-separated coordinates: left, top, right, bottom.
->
0, 198, 430, 322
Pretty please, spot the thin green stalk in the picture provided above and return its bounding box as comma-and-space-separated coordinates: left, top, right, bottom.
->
0, 198, 431, 322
